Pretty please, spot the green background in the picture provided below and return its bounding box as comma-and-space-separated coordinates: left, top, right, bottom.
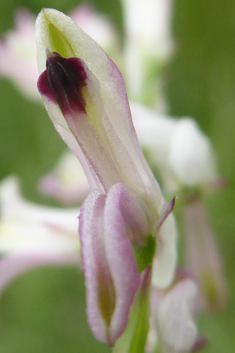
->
0, 0, 235, 352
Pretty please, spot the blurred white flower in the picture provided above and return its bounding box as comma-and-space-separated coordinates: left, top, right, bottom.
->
131, 102, 218, 193
156, 279, 198, 353
39, 150, 89, 205
0, 176, 80, 292
146, 279, 206, 353
0, 9, 39, 99
121, 0, 173, 99
183, 200, 227, 310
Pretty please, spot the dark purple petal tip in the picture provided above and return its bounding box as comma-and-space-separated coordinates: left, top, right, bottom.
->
37, 51, 87, 115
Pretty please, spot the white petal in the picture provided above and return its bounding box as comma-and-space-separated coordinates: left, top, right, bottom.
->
156, 279, 198, 353
169, 118, 217, 186
152, 213, 177, 289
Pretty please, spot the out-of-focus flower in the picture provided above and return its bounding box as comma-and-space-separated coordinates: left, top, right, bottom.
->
183, 200, 227, 310
131, 102, 217, 193
39, 150, 89, 205
121, 0, 173, 101
132, 102, 227, 311
155, 279, 198, 353
36, 8, 176, 346
0, 9, 39, 99
0, 176, 80, 293
0, 5, 119, 101
146, 279, 207, 353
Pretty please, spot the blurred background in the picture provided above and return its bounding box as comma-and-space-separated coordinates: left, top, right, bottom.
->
0, 0, 235, 352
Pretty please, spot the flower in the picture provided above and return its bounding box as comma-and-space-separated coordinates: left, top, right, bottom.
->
0, 176, 80, 293
155, 279, 199, 353
0, 9, 39, 99
183, 199, 227, 310
36, 8, 176, 346
121, 0, 173, 101
131, 102, 227, 310
146, 279, 207, 353
131, 102, 218, 193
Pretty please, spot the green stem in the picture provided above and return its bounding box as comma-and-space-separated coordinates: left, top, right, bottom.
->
112, 267, 151, 353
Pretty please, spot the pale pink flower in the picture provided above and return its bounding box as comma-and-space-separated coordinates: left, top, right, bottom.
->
156, 279, 199, 353
183, 200, 227, 310
121, 0, 173, 99
0, 9, 39, 99
0, 176, 80, 293
146, 279, 207, 353
36, 8, 177, 345
131, 102, 218, 193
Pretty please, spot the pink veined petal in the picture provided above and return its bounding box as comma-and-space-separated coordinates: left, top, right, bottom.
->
79, 190, 108, 344
79, 185, 141, 346
104, 183, 145, 342
106, 183, 149, 246
0, 253, 78, 294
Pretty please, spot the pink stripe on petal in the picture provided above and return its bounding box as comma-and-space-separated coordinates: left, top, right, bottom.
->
79, 186, 141, 346
79, 190, 110, 344
104, 184, 141, 343
107, 183, 149, 246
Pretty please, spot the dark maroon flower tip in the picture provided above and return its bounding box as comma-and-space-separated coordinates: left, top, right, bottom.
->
37, 51, 87, 115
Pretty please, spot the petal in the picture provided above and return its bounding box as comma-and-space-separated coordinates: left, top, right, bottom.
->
79, 190, 109, 344
0, 253, 78, 294
0, 176, 80, 255
153, 197, 176, 234
152, 212, 177, 289
169, 118, 217, 186
69, 5, 119, 53
156, 279, 198, 353
79, 186, 140, 345
106, 183, 150, 246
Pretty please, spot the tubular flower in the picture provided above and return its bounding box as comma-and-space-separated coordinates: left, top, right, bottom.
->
36, 8, 176, 346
